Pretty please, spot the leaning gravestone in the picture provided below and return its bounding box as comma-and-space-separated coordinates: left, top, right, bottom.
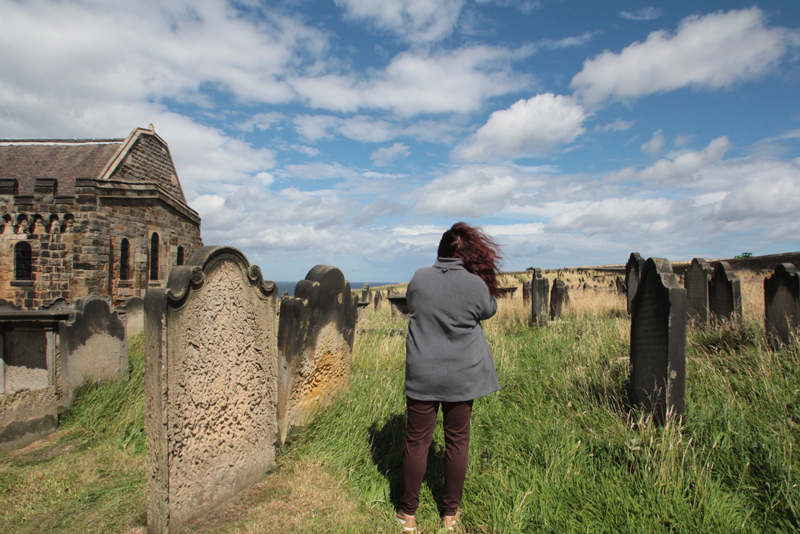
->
709, 261, 743, 326
630, 257, 686, 424
684, 258, 712, 325
549, 279, 567, 320
764, 263, 800, 345
531, 269, 550, 325
277, 265, 356, 444
145, 246, 278, 534
626, 253, 646, 316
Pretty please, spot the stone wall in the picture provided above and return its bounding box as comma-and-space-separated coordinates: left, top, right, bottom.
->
0, 180, 202, 308
145, 246, 278, 534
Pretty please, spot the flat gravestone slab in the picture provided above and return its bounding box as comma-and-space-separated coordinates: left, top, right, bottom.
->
145, 246, 278, 534
764, 263, 800, 345
709, 261, 743, 326
684, 258, 712, 325
630, 257, 686, 424
388, 294, 409, 319
277, 265, 356, 444
626, 253, 645, 316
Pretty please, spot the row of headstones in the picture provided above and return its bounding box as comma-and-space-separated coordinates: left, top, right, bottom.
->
627, 253, 800, 344
523, 268, 569, 325
145, 246, 357, 534
627, 254, 800, 426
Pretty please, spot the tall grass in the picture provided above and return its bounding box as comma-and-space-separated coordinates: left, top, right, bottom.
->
285, 282, 800, 533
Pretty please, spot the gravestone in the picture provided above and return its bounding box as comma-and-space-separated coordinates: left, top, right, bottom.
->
388, 294, 409, 320
549, 279, 567, 320
118, 297, 144, 339
709, 261, 743, 326
145, 246, 278, 534
764, 263, 800, 345
60, 295, 127, 410
373, 290, 384, 310
531, 269, 550, 325
360, 284, 372, 306
626, 253, 645, 315
615, 276, 627, 296
684, 258, 712, 325
277, 265, 356, 444
522, 281, 531, 303
497, 287, 518, 299
630, 257, 686, 424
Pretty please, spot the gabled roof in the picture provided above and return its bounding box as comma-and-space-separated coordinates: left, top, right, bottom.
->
0, 139, 123, 195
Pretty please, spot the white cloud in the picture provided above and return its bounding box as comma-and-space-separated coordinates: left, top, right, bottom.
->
291, 46, 533, 116
333, 0, 465, 43
237, 112, 285, 132
620, 8, 663, 21
454, 93, 587, 162
595, 118, 634, 132
281, 162, 360, 181
415, 166, 519, 217
293, 115, 342, 142
641, 129, 665, 155
609, 136, 731, 185
546, 198, 676, 235
572, 7, 797, 106
371, 143, 411, 166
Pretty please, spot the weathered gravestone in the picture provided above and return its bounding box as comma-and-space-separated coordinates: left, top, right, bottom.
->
626, 253, 645, 316
522, 281, 531, 303
277, 265, 356, 444
145, 246, 278, 534
118, 297, 144, 339
360, 284, 372, 306
389, 294, 409, 320
615, 276, 627, 296
709, 261, 743, 326
764, 263, 800, 345
373, 290, 384, 310
60, 295, 127, 410
531, 269, 549, 325
630, 258, 686, 424
684, 258, 712, 325
549, 279, 567, 320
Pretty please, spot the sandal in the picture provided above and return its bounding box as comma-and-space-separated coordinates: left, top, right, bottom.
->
443, 509, 462, 531
395, 511, 416, 532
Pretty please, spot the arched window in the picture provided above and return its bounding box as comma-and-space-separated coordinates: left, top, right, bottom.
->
149, 233, 159, 280
120, 238, 130, 280
177, 246, 184, 266
14, 241, 32, 280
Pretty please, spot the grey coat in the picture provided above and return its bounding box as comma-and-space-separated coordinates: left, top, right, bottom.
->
404, 257, 501, 402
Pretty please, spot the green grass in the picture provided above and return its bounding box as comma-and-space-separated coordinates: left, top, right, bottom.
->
2, 287, 799, 533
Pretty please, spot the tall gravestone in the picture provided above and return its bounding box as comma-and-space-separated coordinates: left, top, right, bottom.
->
764, 263, 800, 345
549, 279, 567, 320
522, 280, 531, 303
615, 276, 627, 296
374, 290, 384, 310
277, 265, 356, 444
531, 269, 550, 325
145, 247, 278, 534
709, 261, 743, 326
630, 258, 686, 424
684, 258, 712, 325
626, 253, 645, 316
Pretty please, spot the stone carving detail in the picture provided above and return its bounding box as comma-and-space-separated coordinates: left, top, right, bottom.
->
684, 258, 712, 325
626, 253, 645, 316
630, 257, 686, 424
531, 269, 549, 325
277, 265, 356, 444
145, 246, 278, 534
60, 294, 127, 410
764, 263, 800, 345
709, 261, 743, 326
549, 279, 567, 320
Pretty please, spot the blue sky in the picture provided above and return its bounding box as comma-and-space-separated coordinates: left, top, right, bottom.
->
1, 0, 799, 282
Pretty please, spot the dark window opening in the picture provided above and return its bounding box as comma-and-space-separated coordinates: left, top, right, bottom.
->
177, 246, 184, 266
15, 241, 32, 280
120, 238, 130, 280
149, 233, 159, 280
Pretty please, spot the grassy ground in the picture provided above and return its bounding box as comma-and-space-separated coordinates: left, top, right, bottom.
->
2, 273, 798, 533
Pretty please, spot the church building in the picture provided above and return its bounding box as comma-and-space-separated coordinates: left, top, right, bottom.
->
0, 125, 203, 308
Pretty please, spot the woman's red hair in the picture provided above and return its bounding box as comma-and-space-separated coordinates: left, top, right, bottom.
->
437, 222, 503, 297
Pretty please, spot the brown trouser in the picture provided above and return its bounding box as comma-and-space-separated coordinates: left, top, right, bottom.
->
399, 396, 474, 516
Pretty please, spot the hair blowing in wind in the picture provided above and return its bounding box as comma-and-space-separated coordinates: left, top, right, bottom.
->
437, 222, 503, 297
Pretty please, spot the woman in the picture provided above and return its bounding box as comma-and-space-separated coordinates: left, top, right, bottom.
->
395, 222, 503, 532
